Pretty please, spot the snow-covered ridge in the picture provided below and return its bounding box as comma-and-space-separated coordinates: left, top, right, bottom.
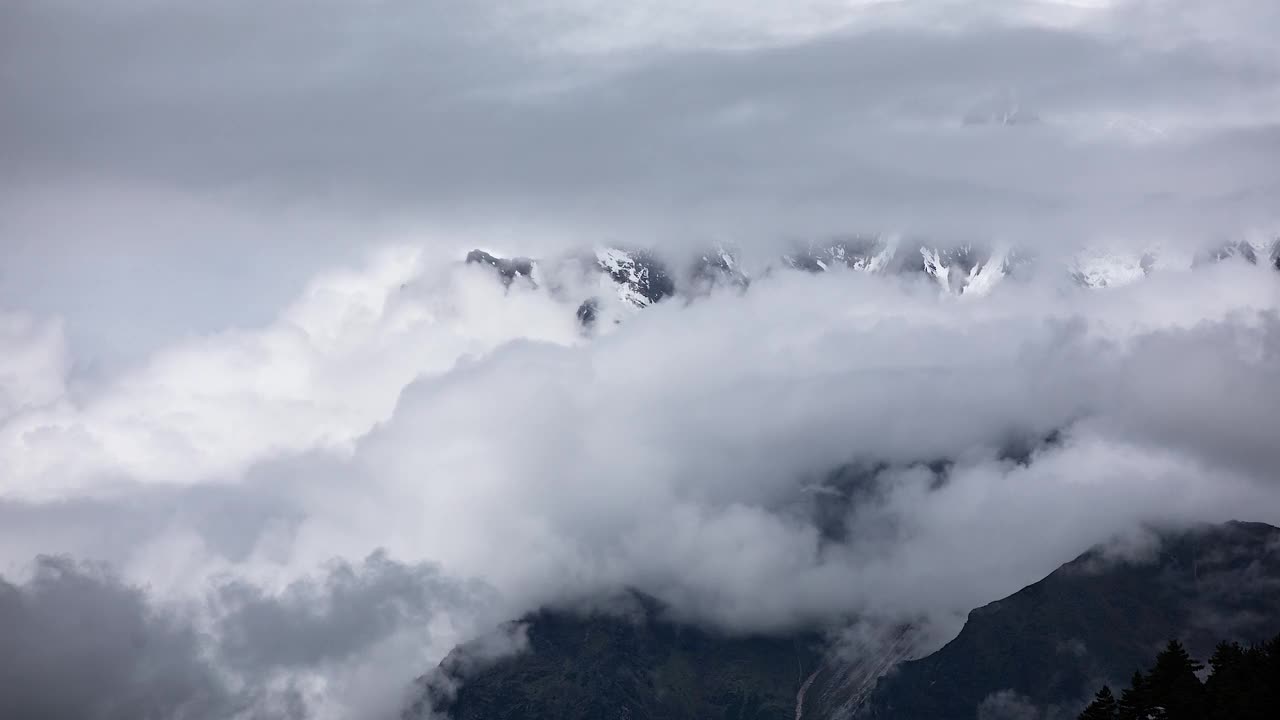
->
594, 247, 676, 308
465, 236, 1280, 328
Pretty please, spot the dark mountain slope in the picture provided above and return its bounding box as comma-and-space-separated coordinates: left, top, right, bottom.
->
407, 521, 1280, 720
415, 596, 825, 720
861, 520, 1280, 719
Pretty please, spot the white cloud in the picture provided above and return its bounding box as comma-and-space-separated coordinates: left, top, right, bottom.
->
1, 242, 1278, 717
0, 246, 581, 499
0, 312, 68, 421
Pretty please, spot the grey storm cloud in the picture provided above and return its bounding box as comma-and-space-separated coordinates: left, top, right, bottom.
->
0, 556, 232, 720
0, 552, 487, 720
212, 551, 479, 672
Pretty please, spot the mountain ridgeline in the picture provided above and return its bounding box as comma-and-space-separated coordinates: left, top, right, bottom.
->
463, 237, 1280, 330
861, 520, 1280, 719
407, 521, 1280, 720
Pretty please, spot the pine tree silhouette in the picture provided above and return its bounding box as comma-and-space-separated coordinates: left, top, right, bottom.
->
1079, 685, 1118, 720
1082, 634, 1280, 720
1146, 640, 1205, 720
1115, 670, 1149, 720
1204, 638, 1280, 720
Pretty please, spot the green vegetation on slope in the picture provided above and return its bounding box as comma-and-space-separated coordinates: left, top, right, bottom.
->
406, 522, 1280, 719
418, 596, 824, 720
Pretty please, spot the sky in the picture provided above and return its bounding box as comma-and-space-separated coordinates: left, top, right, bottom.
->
2, 1, 1280, 719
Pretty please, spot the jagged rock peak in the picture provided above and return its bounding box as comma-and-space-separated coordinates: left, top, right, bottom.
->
462, 238, 1278, 319
593, 247, 675, 307
782, 236, 893, 273
574, 298, 599, 329
689, 245, 750, 292
1070, 248, 1158, 288
1193, 240, 1259, 268
465, 249, 535, 285
781, 237, 1012, 296
918, 244, 1013, 296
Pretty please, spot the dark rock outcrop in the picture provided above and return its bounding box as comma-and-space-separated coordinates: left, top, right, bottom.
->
595, 249, 676, 307
466, 250, 535, 285
1193, 241, 1259, 268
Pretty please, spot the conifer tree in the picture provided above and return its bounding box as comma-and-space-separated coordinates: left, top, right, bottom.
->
1146, 640, 1205, 720
1084, 634, 1280, 720
1116, 670, 1149, 720
1078, 685, 1118, 720
1205, 637, 1279, 720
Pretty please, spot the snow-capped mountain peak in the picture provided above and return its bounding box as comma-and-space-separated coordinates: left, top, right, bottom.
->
593, 247, 675, 308
464, 235, 1278, 329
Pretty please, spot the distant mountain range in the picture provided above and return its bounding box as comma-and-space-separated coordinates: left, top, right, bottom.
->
406, 521, 1280, 720
464, 237, 1280, 328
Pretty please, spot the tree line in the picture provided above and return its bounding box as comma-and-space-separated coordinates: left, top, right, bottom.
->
1078, 634, 1280, 720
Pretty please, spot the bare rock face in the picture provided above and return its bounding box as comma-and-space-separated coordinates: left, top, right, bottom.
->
465, 250, 535, 285
1193, 240, 1259, 268
593, 247, 677, 308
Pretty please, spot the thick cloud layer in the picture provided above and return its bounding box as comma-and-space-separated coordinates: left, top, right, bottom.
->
0, 553, 494, 720
2, 249, 1278, 717
0, 556, 229, 720
4, 0, 1280, 718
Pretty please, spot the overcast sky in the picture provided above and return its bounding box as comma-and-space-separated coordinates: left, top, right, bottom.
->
2, 2, 1280, 719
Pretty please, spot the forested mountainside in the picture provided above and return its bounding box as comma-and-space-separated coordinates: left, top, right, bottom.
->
409, 521, 1280, 720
